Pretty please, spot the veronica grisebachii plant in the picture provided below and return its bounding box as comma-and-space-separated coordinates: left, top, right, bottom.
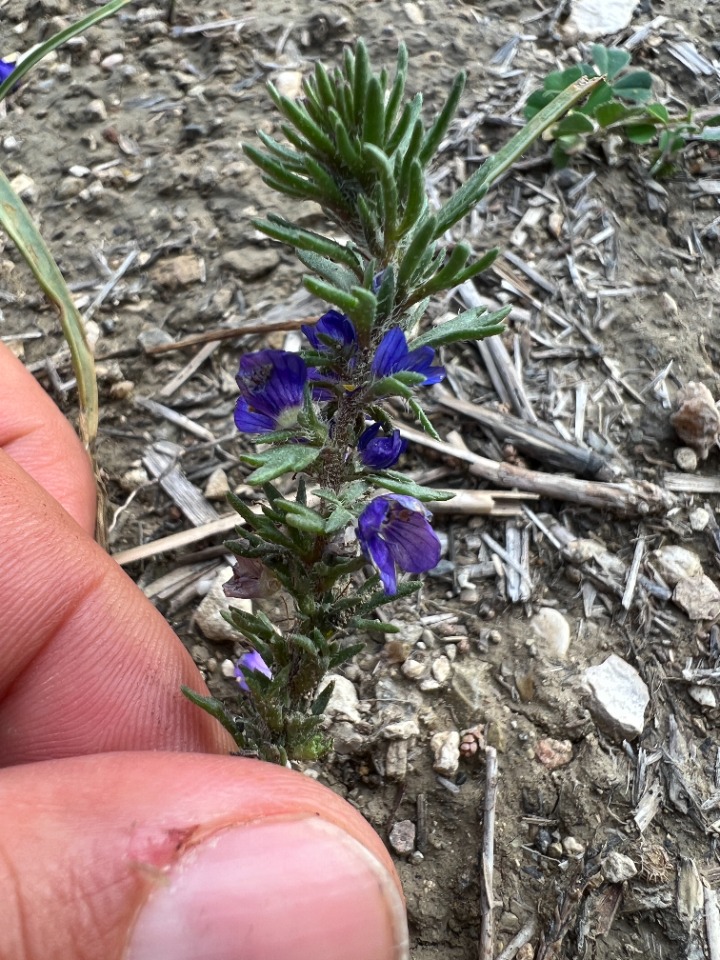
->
182, 43, 602, 764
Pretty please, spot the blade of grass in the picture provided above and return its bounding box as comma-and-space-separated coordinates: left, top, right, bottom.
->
0, 0, 136, 102
0, 168, 98, 450
433, 75, 604, 238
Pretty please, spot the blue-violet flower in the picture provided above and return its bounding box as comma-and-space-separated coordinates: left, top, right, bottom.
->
234, 650, 273, 691
357, 494, 441, 594
234, 349, 307, 433
358, 422, 407, 470
371, 327, 445, 386
302, 310, 357, 356
0, 60, 15, 85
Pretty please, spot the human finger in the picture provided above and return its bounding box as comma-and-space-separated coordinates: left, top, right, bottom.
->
0, 752, 408, 960
0, 342, 95, 532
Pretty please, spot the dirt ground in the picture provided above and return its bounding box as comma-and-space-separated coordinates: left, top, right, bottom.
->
4, 1, 720, 957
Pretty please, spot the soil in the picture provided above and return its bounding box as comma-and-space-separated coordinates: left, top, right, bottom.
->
3, 1, 720, 958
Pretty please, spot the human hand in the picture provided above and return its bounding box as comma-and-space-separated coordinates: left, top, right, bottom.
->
0, 343, 408, 960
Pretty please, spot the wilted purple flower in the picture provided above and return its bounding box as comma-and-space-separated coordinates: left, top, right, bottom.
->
234, 650, 272, 691
357, 494, 441, 594
358, 422, 407, 469
223, 558, 280, 600
302, 310, 357, 356
0, 60, 15, 86
371, 327, 445, 386
234, 349, 307, 433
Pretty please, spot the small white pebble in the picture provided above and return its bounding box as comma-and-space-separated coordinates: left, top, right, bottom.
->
220, 658, 236, 678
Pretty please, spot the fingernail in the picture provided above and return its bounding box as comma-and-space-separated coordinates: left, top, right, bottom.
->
127, 817, 409, 960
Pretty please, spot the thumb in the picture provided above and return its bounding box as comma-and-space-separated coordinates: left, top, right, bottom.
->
0, 752, 408, 960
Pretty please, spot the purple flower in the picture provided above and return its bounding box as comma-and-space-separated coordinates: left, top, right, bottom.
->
357, 494, 441, 594
358, 422, 407, 469
0, 60, 15, 86
371, 327, 445, 386
234, 650, 272, 691
234, 349, 307, 433
302, 310, 357, 357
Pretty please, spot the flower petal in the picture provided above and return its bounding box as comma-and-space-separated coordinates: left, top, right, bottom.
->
234, 649, 272, 691
384, 509, 441, 574
233, 398, 277, 433
365, 533, 397, 594
371, 328, 408, 377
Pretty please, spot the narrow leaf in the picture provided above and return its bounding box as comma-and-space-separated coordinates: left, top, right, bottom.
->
433, 75, 604, 237
0, 169, 97, 449
418, 70, 466, 165
367, 471, 455, 502
363, 75, 385, 146
303, 276, 359, 315
410, 304, 509, 349
256, 216, 362, 273
384, 43, 409, 138
245, 446, 321, 485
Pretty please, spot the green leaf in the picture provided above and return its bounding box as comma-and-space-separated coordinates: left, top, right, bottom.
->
369, 376, 415, 400
397, 158, 428, 237
181, 687, 241, 743
578, 80, 614, 115
0, 0, 135, 102
375, 265, 396, 322
256, 216, 362, 274
592, 45, 631, 81
328, 641, 366, 669
297, 251, 358, 292
554, 111, 595, 136
418, 70, 466, 165
353, 618, 401, 633
353, 39, 370, 128
434, 74, 604, 237
268, 83, 338, 159
325, 505, 355, 533
244, 446, 321, 485
312, 60, 337, 112
408, 398, 441, 440
350, 286, 378, 338
397, 214, 437, 291
545, 65, 584, 92
523, 89, 558, 120
612, 70, 653, 102
367, 470, 455, 502
276, 500, 327, 534
386, 93, 423, 155
384, 43, 409, 138
623, 123, 658, 144
0, 169, 97, 450
645, 102, 670, 124
362, 143, 399, 245
255, 131, 308, 172
311, 681, 335, 716
410, 304, 509, 349
595, 101, 633, 127
303, 276, 359, 315
363, 75, 385, 146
